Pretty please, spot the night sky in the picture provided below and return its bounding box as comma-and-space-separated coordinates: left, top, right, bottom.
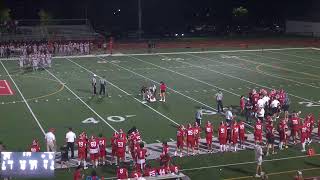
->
0, 0, 318, 31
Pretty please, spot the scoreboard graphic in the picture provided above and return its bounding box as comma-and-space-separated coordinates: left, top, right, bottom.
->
1, 152, 55, 178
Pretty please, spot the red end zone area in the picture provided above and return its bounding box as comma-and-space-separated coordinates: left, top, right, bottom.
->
0, 80, 14, 96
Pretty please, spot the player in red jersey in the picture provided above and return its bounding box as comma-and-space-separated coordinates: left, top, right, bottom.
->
238, 120, 246, 149
136, 143, 148, 171
170, 165, 180, 174
186, 124, 195, 156
118, 129, 127, 143
130, 168, 142, 178
159, 81, 167, 102
88, 136, 100, 168
30, 139, 40, 152
218, 122, 227, 152
159, 153, 171, 168
240, 95, 246, 114
76, 134, 88, 168
116, 166, 128, 179
175, 125, 185, 157
305, 113, 314, 144
290, 111, 301, 144
98, 133, 107, 165
116, 135, 126, 165
110, 132, 118, 165
193, 122, 201, 154
162, 141, 169, 156
232, 121, 239, 152
254, 119, 263, 145
278, 118, 288, 150
266, 121, 276, 156
144, 165, 157, 177
205, 121, 214, 153
300, 120, 308, 152
157, 166, 167, 176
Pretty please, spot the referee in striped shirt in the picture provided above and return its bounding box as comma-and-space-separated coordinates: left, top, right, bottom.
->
92, 74, 97, 95
215, 90, 224, 113
99, 76, 107, 96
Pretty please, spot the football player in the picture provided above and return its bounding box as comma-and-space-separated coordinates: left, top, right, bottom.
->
174, 125, 185, 157
205, 121, 213, 153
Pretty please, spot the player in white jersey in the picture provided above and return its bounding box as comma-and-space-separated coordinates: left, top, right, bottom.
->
19, 55, 24, 69
0, 46, 4, 57
80, 43, 84, 54
32, 54, 38, 71
85, 43, 90, 54
46, 53, 52, 67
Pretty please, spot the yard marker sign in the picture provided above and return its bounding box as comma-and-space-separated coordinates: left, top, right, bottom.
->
0, 80, 14, 95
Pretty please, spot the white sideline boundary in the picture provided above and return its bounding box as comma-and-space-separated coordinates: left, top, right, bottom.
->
66, 58, 180, 126
181, 154, 320, 172
0, 47, 312, 61
0, 60, 46, 135
42, 66, 118, 132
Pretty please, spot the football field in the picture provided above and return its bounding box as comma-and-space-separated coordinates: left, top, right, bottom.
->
1, 47, 320, 179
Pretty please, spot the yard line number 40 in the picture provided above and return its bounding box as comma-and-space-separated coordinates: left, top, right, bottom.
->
299, 101, 320, 107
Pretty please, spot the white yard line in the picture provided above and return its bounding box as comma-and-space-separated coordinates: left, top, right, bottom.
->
0, 60, 46, 135
121, 55, 254, 129
243, 51, 320, 69
188, 53, 320, 89
181, 154, 320, 172
66, 58, 180, 126
267, 50, 320, 63
42, 65, 118, 132
96, 56, 218, 114
178, 54, 320, 104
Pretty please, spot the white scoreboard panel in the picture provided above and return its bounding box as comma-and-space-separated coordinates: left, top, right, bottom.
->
1, 152, 55, 178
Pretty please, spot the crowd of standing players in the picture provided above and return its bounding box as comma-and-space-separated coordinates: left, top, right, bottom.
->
174, 88, 320, 160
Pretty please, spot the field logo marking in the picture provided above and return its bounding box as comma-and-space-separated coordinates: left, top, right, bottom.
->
97, 60, 107, 64
201, 109, 217, 115
82, 117, 99, 124
298, 101, 320, 107
107, 115, 136, 122
221, 55, 240, 59
0, 80, 14, 95
161, 58, 184, 61
110, 60, 121, 63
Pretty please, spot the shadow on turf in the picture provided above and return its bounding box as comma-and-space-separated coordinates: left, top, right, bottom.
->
224, 165, 254, 177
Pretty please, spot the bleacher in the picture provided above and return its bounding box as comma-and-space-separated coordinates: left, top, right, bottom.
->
0, 19, 103, 42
